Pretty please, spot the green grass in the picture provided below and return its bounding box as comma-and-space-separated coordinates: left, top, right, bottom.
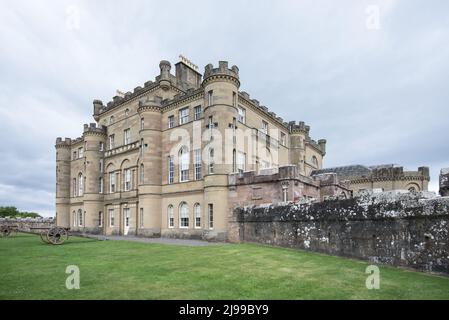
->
1, 233, 448, 299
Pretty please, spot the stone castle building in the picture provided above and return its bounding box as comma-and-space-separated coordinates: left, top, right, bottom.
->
312, 164, 429, 194
55, 57, 351, 240
440, 168, 449, 196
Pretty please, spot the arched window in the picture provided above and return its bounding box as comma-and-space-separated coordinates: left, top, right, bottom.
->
72, 211, 76, 227
194, 203, 201, 228
179, 202, 189, 228
78, 173, 83, 196
232, 149, 236, 173
125, 108, 129, 116
78, 209, 83, 226
168, 205, 174, 228
140, 164, 144, 184
179, 146, 189, 182
209, 148, 214, 174
109, 116, 114, 124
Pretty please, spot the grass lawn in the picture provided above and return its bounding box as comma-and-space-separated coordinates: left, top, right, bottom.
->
1, 233, 448, 300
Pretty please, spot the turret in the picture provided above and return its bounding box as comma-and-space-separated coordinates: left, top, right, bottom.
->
288, 121, 308, 174
159, 60, 172, 90
55, 137, 72, 227
93, 99, 103, 122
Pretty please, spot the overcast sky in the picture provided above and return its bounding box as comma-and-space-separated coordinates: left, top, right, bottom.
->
1, 0, 448, 216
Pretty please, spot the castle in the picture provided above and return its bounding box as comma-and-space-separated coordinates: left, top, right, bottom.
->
55, 57, 428, 241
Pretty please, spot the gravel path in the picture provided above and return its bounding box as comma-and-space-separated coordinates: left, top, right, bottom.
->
79, 234, 225, 247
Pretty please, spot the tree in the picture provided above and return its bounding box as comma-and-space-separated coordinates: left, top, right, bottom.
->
0, 206, 42, 218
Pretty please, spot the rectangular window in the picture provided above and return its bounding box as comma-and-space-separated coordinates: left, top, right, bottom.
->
99, 142, 104, 151
168, 206, 174, 228
140, 139, 144, 157
124, 169, 131, 191
139, 208, 144, 228
208, 149, 214, 174
124, 208, 130, 227
109, 209, 115, 227
233, 91, 237, 107
208, 116, 214, 140
99, 211, 103, 227
99, 177, 103, 194
78, 147, 84, 158
168, 115, 175, 128
168, 156, 174, 184
208, 90, 213, 106
195, 205, 201, 229
140, 118, 144, 130
194, 105, 202, 120
73, 151, 77, 160
109, 134, 115, 149
208, 204, 214, 229
237, 151, 246, 173
109, 172, 116, 193
280, 132, 286, 146
179, 107, 189, 125
194, 149, 202, 180
238, 106, 246, 123
99, 159, 103, 173
72, 178, 77, 197
180, 150, 189, 182
124, 129, 131, 145
262, 120, 268, 134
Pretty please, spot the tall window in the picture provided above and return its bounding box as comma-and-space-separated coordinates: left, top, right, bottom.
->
232, 149, 236, 173
194, 204, 201, 228
168, 156, 174, 184
208, 90, 213, 106
78, 173, 83, 196
238, 106, 246, 123
125, 108, 129, 116
109, 172, 116, 193
73, 151, 77, 160
109, 116, 114, 124
208, 148, 214, 174
72, 211, 76, 227
124, 208, 130, 227
208, 116, 214, 140
140, 118, 144, 130
233, 91, 237, 107
312, 156, 318, 167
124, 129, 131, 145
124, 169, 131, 191
208, 204, 214, 229
72, 178, 77, 197
109, 209, 115, 227
262, 120, 268, 134
99, 177, 103, 194
179, 147, 189, 182
140, 164, 144, 184
194, 105, 202, 120
168, 205, 174, 228
98, 211, 103, 227
280, 132, 286, 146
78, 209, 83, 227
109, 134, 115, 149
99, 142, 104, 151
168, 115, 175, 128
99, 159, 103, 173
179, 202, 189, 228
194, 149, 202, 180
282, 187, 288, 202
139, 208, 144, 228
140, 138, 144, 156
78, 147, 84, 158
237, 151, 246, 173
179, 107, 189, 125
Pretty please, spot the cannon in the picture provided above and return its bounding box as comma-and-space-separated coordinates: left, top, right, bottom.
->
0, 225, 18, 237
30, 227, 70, 245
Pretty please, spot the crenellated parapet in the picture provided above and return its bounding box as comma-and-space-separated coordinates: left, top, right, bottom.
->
55, 137, 72, 149
202, 61, 240, 87
288, 121, 310, 134
137, 96, 163, 113
83, 123, 106, 137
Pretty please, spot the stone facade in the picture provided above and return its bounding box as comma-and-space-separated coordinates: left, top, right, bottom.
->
312, 164, 429, 194
440, 168, 449, 197
230, 191, 449, 274
55, 58, 331, 241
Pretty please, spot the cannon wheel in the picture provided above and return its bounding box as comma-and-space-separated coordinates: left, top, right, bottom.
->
39, 231, 50, 244
1, 226, 11, 237
46, 227, 68, 245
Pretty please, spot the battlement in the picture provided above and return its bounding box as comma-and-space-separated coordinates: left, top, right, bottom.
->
55, 137, 72, 148
203, 61, 239, 81
288, 121, 310, 134
83, 123, 106, 135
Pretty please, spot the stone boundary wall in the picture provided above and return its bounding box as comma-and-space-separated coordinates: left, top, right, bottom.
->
230, 191, 449, 274
0, 217, 55, 233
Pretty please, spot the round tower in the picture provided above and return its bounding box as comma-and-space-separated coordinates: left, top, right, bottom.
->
137, 97, 163, 236
201, 61, 240, 241
159, 60, 172, 90
288, 121, 309, 175
55, 137, 72, 227
82, 123, 106, 234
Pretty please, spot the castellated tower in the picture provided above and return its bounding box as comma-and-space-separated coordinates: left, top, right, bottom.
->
82, 123, 106, 233
55, 138, 72, 227
202, 61, 240, 240
137, 97, 163, 236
